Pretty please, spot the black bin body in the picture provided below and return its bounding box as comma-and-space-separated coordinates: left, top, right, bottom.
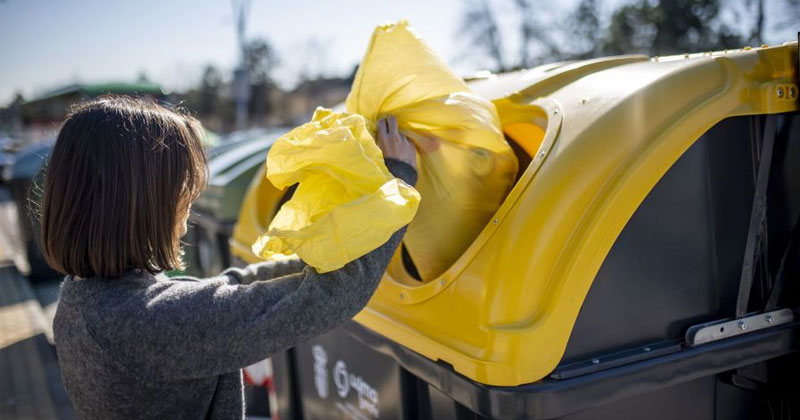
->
270, 113, 800, 420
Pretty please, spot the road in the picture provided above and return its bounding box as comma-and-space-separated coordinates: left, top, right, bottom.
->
0, 185, 74, 419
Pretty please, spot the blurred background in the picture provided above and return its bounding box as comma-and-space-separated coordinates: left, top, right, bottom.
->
1, 0, 798, 145
0, 1, 798, 418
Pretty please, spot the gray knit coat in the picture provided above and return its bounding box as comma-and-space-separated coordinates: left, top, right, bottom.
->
53, 159, 416, 419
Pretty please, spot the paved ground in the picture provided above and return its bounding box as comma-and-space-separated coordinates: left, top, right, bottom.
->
0, 186, 29, 273
0, 185, 74, 419
0, 185, 271, 419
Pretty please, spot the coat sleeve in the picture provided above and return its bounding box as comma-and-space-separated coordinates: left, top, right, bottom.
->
85, 159, 417, 381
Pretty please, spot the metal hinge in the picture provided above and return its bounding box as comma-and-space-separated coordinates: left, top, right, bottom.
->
685, 308, 794, 347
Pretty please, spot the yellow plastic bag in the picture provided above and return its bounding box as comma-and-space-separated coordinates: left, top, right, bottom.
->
252, 108, 421, 272
346, 20, 518, 280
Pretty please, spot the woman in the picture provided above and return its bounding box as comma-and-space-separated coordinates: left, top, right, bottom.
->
43, 96, 417, 419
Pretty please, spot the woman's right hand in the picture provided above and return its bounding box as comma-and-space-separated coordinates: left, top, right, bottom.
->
377, 116, 417, 170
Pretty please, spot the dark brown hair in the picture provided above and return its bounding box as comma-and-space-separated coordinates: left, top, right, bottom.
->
41, 96, 207, 278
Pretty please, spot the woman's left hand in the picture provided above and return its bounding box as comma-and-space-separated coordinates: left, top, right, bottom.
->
377, 116, 417, 170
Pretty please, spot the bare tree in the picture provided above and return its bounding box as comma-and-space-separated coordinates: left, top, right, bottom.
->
754, 0, 764, 44
772, 0, 800, 40
244, 39, 279, 122
244, 39, 278, 85
733, 0, 799, 45
459, 0, 507, 71
455, 0, 786, 75
781, 0, 800, 21
514, 0, 562, 67
516, 0, 534, 68
180, 64, 231, 132
603, 0, 745, 56
199, 65, 223, 117
736, 0, 765, 44
568, 0, 603, 59
295, 37, 330, 83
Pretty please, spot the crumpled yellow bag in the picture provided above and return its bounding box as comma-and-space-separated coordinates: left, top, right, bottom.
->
251, 108, 421, 272
346, 20, 518, 280
253, 20, 517, 279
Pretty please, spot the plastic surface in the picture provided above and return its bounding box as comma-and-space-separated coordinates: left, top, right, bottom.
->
193, 138, 271, 215
234, 43, 800, 386
229, 164, 285, 265
276, 320, 799, 420
560, 115, 766, 364
346, 20, 518, 280
185, 133, 277, 277
354, 43, 800, 386
252, 108, 420, 272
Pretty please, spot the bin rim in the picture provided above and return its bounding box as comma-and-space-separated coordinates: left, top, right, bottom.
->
356, 42, 800, 386
330, 318, 800, 419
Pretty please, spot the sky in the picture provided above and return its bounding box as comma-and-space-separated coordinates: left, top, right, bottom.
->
1, 0, 795, 106
0, 0, 476, 104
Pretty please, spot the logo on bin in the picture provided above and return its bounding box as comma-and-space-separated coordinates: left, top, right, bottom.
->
333, 360, 349, 398
312, 345, 329, 399
332, 359, 380, 417
311, 345, 381, 418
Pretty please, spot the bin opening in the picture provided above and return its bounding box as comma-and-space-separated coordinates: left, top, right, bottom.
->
504, 122, 545, 159
397, 126, 541, 282
252, 173, 289, 235
390, 116, 546, 285
244, 107, 548, 286
503, 123, 543, 183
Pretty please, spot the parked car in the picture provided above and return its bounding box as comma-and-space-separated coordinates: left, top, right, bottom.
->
231, 42, 800, 419
0, 135, 14, 185
5, 141, 56, 280
184, 128, 283, 278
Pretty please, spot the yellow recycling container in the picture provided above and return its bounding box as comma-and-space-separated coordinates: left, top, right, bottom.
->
231, 42, 800, 409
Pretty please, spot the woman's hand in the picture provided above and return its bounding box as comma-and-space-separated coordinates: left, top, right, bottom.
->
377, 116, 417, 170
